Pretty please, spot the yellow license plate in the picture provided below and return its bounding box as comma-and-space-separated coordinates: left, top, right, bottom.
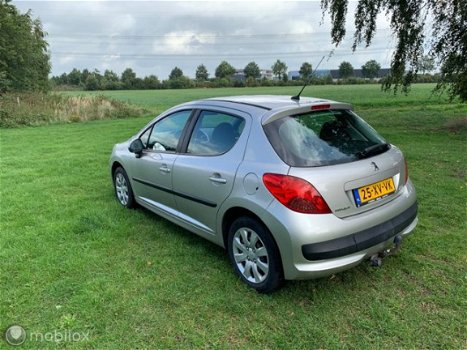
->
353, 178, 395, 207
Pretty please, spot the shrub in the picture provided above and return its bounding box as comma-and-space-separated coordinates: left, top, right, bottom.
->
245, 77, 258, 87
0, 93, 149, 128
232, 80, 245, 88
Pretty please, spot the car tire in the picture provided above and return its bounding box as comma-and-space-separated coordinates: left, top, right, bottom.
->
113, 167, 135, 209
227, 216, 284, 293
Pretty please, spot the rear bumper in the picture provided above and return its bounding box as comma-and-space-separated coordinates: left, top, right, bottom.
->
260, 179, 418, 280
291, 214, 418, 280
302, 202, 417, 260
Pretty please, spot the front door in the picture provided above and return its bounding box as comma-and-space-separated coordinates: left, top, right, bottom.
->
130, 110, 192, 211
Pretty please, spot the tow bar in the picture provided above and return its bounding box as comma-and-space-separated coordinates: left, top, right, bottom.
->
370, 235, 403, 267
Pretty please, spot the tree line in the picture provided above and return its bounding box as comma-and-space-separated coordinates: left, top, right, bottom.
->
51, 60, 301, 91
50, 58, 439, 91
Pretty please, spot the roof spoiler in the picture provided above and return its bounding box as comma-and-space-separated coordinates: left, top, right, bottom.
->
261, 103, 353, 125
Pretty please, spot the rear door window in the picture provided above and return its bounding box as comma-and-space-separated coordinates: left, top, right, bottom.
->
187, 111, 245, 156
264, 109, 388, 167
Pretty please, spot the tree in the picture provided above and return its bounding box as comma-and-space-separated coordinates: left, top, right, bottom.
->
338, 61, 354, 79
195, 64, 209, 81
169, 67, 183, 80
418, 55, 435, 75
245, 77, 258, 87
143, 75, 160, 89
92, 69, 103, 84
133, 77, 145, 90
51, 72, 67, 86
81, 69, 91, 87
121, 68, 136, 89
361, 60, 381, 79
272, 59, 288, 81
299, 62, 313, 80
67, 68, 82, 86
321, 0, 467, 101
167, 76, 193, 89
0, 71, 10, 91
244, 61, 260, 79
215, 61, 236, 79
0, 0, 51, 92
101, 69, 120, 90
84, 74, 100, 91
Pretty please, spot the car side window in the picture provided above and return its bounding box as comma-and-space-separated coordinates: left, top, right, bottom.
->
144, 110, 192, 152
187, 111, 245, 156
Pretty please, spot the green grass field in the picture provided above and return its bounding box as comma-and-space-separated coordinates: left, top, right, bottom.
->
1, 85, 466, 349
63, 83, 456, 113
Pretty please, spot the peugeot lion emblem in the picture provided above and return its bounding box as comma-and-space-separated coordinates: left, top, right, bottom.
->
371, 162, 380, 171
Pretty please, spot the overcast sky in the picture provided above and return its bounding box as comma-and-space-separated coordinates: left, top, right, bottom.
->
15, 0, 401, 79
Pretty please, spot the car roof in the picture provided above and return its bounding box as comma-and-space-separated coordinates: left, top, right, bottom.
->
178, 95, 353, 125
205, 95, 338, 111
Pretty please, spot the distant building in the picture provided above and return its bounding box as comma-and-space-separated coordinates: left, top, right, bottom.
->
287, 71, 300, 80
259, 69, 273, 80
329, 68, 390, 81
232, 69, 273, 81
288, 69, 331, 80
232, 69, 245, 81
314, 69, 331, 78
288, 68, 391, 81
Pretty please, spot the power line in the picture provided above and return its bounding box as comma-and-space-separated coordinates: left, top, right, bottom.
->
47, 29, 393, 40
50, 37, 321, 45
48, 32, 316, 39
50, 48, 393, 60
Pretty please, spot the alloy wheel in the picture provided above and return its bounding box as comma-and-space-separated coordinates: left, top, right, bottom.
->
232, 227, 269, 283
115, 172, 129, 206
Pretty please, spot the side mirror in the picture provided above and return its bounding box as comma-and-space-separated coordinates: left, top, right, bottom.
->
129, 139, 144, 158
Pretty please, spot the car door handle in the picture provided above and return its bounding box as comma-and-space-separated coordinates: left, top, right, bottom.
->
209, 174, 227, 184
159, 164, 171, 173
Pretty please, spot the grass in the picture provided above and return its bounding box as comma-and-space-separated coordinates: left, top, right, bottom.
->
0, 93, 149, 128
63, 83, 453, 114
1, 85, 466, 349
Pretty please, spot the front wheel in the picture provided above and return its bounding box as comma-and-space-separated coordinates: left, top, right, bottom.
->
227, 216, 284, 293
113, 167, 135, 208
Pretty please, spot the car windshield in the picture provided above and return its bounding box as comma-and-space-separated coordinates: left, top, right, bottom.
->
263, 109, 388, 167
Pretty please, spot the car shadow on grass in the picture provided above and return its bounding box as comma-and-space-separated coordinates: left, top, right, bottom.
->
136, 205, 226, 260
131, 204, 389, 299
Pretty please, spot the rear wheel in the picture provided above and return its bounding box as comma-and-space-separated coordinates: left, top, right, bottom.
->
113, 167, 135, 208
227, 216, 284, 293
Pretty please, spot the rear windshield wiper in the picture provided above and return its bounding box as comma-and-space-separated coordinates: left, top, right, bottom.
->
357, 143, 390, 159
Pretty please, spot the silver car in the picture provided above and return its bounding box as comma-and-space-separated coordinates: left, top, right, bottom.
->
110, 95, 418, 293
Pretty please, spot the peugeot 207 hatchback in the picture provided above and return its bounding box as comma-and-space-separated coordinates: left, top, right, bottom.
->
110, 95, 418, 293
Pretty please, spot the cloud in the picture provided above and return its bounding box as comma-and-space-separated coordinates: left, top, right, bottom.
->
111, 14, 136, 32
158, 31, 216, 54
15, 0, 396, 78
58, 55, 75, 65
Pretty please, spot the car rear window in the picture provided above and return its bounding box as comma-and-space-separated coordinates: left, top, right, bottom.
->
263, 109, 388, 167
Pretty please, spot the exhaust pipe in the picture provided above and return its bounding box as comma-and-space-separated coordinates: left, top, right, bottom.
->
370, 254, 383, 267
370, 235, 403, 267
388, 235, 403, 256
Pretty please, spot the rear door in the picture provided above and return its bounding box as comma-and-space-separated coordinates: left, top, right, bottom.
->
171, 109, 250, 234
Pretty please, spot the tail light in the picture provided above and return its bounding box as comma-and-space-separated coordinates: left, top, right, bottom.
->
404, 158, 409, 184
263, 173, 331, 214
